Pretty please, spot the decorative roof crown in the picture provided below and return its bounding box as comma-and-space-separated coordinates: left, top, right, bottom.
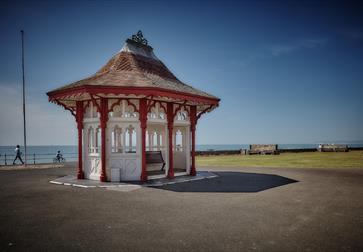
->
131, 30, 148, 45
126, 30, 153, 51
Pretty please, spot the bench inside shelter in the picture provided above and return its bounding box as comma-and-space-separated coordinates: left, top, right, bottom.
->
146, 151, 166, 172
249, 144, 279, 155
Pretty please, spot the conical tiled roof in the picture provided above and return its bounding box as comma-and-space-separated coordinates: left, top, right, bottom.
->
47, 31, 219, 106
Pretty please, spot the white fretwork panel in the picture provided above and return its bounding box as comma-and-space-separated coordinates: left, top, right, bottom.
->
85, 156, 101, 180
108, 157, 140, 181
123, 158, 138, 180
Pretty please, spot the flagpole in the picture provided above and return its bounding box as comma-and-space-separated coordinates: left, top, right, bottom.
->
21, 30, 27, 166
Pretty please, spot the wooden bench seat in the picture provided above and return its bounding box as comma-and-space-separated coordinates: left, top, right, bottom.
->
249, 144, 279, 155
318, 144, 348, 152
146, 151, 165, 171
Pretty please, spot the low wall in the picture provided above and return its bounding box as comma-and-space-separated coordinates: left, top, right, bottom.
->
196, 149, 314, 156
278, 148, 316, 153
196, 150, 241, 156
196, 147, 363, 156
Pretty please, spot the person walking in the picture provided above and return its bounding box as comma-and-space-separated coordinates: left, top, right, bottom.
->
13, 145, 24, 165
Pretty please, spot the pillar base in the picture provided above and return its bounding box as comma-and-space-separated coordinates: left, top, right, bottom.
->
77, 171, 84, 179
140, 173, 148, 182
190, 170, 196, 176
167, 171, 175, 179
100, 174, 106, 182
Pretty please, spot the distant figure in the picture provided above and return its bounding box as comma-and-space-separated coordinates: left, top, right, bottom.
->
56, 151, 63, 163
13, 145, 24, 165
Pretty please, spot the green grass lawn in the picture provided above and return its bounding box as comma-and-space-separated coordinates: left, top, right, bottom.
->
196, 151, 363, 168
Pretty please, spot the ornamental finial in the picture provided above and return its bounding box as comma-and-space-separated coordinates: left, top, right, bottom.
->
130, 30, 148, 46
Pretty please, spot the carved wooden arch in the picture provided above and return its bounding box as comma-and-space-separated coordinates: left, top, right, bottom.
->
83, 100, 91, 110
108, 98, 140, 113
89, 94, 101, 112
146, 100, 167, 117
82, 97, 101, 119
172, 101, 191, 119
146, 96, 156, 113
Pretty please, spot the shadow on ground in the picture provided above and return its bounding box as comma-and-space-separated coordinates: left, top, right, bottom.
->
157, 172, 298, 193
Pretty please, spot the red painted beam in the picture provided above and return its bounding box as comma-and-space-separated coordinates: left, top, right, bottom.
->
47, 85, 220, 106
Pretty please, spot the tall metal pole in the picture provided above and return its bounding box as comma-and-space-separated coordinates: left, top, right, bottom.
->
21, 30, 27, 166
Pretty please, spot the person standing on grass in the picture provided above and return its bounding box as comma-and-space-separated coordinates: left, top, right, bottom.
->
13, 145, 24, 165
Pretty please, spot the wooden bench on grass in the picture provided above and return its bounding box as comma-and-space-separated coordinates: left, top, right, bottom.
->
318, 144, 348, 152
146, 151, 166, 171
249, 144, 279, 155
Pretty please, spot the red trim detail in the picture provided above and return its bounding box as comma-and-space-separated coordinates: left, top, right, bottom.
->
146, 99, 156, 113
145, 100, 167, 115
183, 104, 190, 115
190, 106, 197, 176
108, 98, 122, 113
53, 99, 76, 117
83, 100, 91, 110
47, 85, 220, 105
126, 99, 139, 113
90, 94, 101, 112
172, 101, 186, 118
108, 98, 139, 113
167, 103, 175, 179
100, 98, 108, 182
76, 101, 84, 179
196, 105, 213, 122
139, 99, 148, 181
157, 101, 167, 113
172, 101, 191, 119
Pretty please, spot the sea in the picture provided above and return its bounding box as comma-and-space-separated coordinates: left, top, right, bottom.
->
1, 143, 363, 165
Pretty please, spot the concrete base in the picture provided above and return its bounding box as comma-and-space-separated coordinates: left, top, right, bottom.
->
49, 171, 218, 189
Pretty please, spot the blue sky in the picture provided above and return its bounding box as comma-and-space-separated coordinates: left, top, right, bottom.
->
0, 0, 362, 145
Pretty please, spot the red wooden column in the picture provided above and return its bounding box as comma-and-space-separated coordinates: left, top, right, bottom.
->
76, 101, 84, 179
139, 99, 148, 181
190, 105, 197, 176
100, 98, 108, 182
167, 103, 175, 179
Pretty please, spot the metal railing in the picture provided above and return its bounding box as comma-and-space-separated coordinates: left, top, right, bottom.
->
0, 153, 78, 166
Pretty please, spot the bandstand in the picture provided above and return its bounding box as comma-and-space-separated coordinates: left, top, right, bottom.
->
47, 31, 220, 182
